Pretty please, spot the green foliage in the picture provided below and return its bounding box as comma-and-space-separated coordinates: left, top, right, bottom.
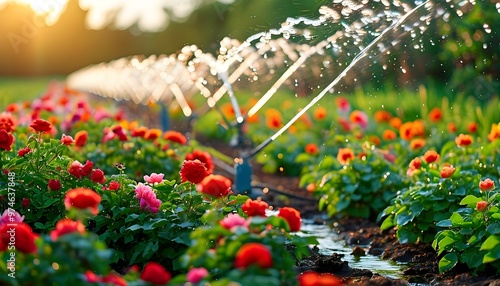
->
301, 140, 409, 219
433, 186, 500, 274
379, 156, 482, 244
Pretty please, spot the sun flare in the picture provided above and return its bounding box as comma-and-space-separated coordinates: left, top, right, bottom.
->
0, 0, 69, 25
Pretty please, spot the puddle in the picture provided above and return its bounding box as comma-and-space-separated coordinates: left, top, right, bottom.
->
300, 221, 404, 279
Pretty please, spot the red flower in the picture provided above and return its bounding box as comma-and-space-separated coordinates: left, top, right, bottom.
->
278, 207, 301, 232
197, 175, 232, 198
90, 169, 106, 184
60, 134, 75, 146
468, 122, 478, 133
29, 119, 52, 132
112, 125, 128, 141
163, 130, 187, 145
185, 150, 214, 174
409, 157, 422, 170
50, 219, 86, 240
64, 188, 101, 215
336, 97, 350, 112
455, 134, 473, 147
0, 222, 38, 253
0, 112, 16, 132
428, 107, 442, 122
423, 150, 439, 164
74, 130, 88, 148
131, 126, 148, 138
305, 143, 319, 155
234, 243, 273, 269
440, 165, 455, 178
448, 122, 457, 133
265, 109, 283, 130
101, 273, 127, 286
22, 198, 30, 208
298, 271, 344, 286
82, 160, 94, 176
180, 160, 209, 184
107, 181, 120, 191
479, 178, 495, 192
0, 130, 14, 151
48, 179, 62, 191
141, 262, 172, 285
17, 147, 31, 157
242, 199, 268, 217
144, 128, 162, 141
337, 148, 354, 165
476, 201, 488, 212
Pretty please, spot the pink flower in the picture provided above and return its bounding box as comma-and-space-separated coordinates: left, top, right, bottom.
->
0, 209, 24, 226
186, 268, 209, 284
135, 183, 162, 214
144, 173, 164, 184
220, 213, 250, 231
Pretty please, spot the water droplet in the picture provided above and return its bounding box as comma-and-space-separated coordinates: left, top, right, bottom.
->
483, 23, 491, 34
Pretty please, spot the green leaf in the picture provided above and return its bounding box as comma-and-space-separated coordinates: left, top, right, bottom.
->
483, 245, 500, 263
480, 235, 500, 251
439, 253, 458, 273
437, 236, 455, 255
380, 215, 395, 231
460, 195, 481, 206
461, 248, 484, 269
397, 228, 419, 244
449, 212, 464, 225
486, 223, 500, 235
436, 219, 452, 227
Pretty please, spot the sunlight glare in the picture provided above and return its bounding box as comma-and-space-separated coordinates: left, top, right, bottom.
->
0, 0, 69, 25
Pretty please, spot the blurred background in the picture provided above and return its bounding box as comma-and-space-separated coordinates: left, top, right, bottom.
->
0, 0, 498, 101
0, 0, 323, 76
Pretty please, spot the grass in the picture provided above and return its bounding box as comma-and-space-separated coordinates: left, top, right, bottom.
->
0, 76, 63, 110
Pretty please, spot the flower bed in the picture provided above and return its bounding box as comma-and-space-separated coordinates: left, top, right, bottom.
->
1, 81, 500, 285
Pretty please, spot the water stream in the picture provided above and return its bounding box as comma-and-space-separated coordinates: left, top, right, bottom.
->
301, 221, 404, 280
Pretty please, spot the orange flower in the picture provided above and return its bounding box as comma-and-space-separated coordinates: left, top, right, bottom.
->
412, 120, 425, 137
423, 150, 439, 164
382, 130, 397, 141
64, 188, 102, 215
399, 122, 414, 141
234, 243, 273, 269
144, 128, 162, 141
370, 136, 381, 146
5, 103, 18, 113
410, 138, 426, 150
246, 113, 259, 124
305, 143, 319, 155
221, 102, 237, 119
389, 117, 402, 129
298, 271, 343, 286
131, 126, 148, 138
337, 148, 354, 165
374, 110, 392, 123
440, 165, 455, 178
163, 130, 187, 145
278, 207, 301, 232
447, 122, 457, 133
455, 134, 473, 147
313, 106, 327, 121
428, 107, 442, 122
488, 123, 500, 141
74, 130, 88, 148
265, 108, 283, 130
